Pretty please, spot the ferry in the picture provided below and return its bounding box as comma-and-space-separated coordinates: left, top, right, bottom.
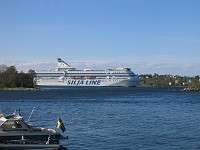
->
35, 58, 140, 88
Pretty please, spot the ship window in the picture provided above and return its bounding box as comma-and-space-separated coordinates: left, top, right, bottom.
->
1, 120, 23, 129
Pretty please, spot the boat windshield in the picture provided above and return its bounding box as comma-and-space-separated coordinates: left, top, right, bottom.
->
1, 120, 23, 129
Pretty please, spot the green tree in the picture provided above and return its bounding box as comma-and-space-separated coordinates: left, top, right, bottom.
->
18, 71, 34, 88
0, 66, 18, 88
0, 66, 35, 88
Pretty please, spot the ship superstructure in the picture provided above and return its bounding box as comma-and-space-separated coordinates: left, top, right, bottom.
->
35, 58, 139, 88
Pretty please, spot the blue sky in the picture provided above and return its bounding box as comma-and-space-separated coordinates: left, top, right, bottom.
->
0, 0, 200, 76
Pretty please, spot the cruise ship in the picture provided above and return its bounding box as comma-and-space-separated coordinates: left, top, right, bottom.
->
35, 58, 140, 88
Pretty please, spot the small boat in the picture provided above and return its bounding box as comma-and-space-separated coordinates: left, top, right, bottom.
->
0, 110, 66, 149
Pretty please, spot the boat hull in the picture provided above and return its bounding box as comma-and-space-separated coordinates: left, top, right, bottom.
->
0, 144, 60, 150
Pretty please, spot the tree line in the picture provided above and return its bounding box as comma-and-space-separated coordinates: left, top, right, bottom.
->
140, 74, 200, 90
0, 65, 200, 90
0, 65, 35, 88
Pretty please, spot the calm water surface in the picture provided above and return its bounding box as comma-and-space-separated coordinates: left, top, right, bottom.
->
0, 87, 200, 150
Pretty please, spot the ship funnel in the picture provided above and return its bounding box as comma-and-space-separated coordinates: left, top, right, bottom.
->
56, 58, 75, 71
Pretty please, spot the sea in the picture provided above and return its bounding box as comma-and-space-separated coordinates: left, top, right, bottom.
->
0, 87, 200, 150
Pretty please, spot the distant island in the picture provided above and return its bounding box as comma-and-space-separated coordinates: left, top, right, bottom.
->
140, 74, 200, 91
0, 65, 199, 91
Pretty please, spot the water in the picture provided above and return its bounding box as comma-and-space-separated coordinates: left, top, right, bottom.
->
0, 87, 200, 150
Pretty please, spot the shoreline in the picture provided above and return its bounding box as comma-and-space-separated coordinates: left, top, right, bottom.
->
0, 87, 39, 91
182, 87, 200, 92
0, 86, 199, 92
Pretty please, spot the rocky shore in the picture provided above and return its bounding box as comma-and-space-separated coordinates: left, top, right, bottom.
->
182, 87, 200, 92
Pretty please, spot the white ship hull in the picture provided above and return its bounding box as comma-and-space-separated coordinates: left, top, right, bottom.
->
36, 78, 139, 88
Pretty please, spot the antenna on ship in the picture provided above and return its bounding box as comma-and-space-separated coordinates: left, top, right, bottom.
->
120, 64, 124, 68
0, 109, 2, 115
28, 107, 35, 122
